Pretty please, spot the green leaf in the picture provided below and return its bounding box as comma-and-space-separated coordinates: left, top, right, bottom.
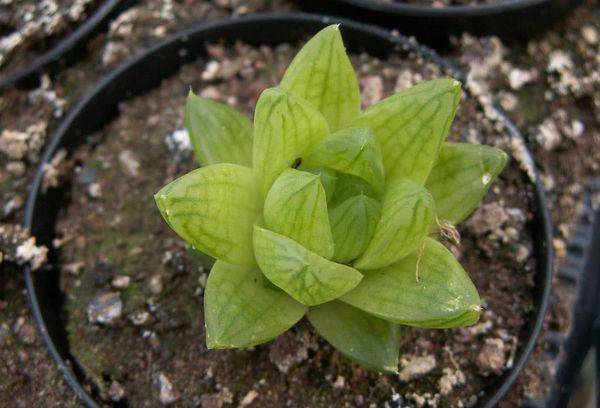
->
253, 226, 363, 306
307, 301, 401, 373
264, 169, 334, 258
354, 179, 435, 270
253, 87, 330, 198
205, 261, 306, 349
302, 127, 385, 194
185, 91, 253, 166
280, 24, 361, 132
302, 166, 338, 203
330, 173, 378, 205
352, 78, 461, 184
426, 142, 508, 225
329, 195, 380, 263
154, 163, 260, 265
342, 238, 481, 328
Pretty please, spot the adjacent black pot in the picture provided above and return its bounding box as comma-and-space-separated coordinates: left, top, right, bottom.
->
298, 0, 584, 45
23, 12, 554, 407
0, 0, 135, 91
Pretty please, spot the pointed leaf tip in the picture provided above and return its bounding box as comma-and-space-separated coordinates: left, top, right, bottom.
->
352, 78, 462, 183
264, 168, 334, 258
155, 163, 260, 265
280, 25, 360, 131
343, 238, 481, 328
253, 87, 330, 198
302, 127, 385, 194
253, 226, 362, 306
205, 261, 306, 349
426, 142, 508, 225
329, 194, 381, 263
308, 301, 401, 373
355, 179, 435, 270
185, 91, 253, 166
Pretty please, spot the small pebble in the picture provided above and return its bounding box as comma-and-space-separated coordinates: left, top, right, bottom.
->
111, 275, 130, 289
201, 60, 220, 81
360, 75, 384, 107
118, 150, 140, 177
157, 372, 179, 405
399, 355, 436, 382
109, 380, 125, 401
438, 367, 465, 395
17, 323, 36, 345
6, 161, 26, 176
149, 274, 163, 295
87, 292, 123, 325
581, 25, 598, 45
476, 338, 506, 375
130, 311, 151, 326
268, 331, 309, 374
87, 182, 102, 198
240, 389, 259, 406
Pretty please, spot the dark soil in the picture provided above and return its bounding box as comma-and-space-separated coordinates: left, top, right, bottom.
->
0, 0, 102, 78
0, 0, 597, 407
52, 40, 538, 407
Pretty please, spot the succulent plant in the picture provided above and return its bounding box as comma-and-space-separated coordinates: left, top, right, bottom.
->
155, 25, 508, 372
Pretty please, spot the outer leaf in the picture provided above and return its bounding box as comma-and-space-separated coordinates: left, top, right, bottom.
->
342, 238, 481, 328
185, 91, 253, 166
205, 261, 306, 349
308, 301, 401, 373
426, 142, 508, 224
302, 127, 384, 193
355, 179, 435, 270
264, 169, 334, 258
253, 88, 330, 197
330, 173, 378, 205
352, 78, 461, 183
280, 24, 361, 132
329, 195, 380, 263
154, 164, 260, 265
302, 167, 338, 203
253, 226, 363, 306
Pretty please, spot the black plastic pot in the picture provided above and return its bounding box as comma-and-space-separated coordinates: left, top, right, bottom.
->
23, 12, 553, 407
523, 179, 600, 408
298, 0, 584, 45
0, 0, 135, 91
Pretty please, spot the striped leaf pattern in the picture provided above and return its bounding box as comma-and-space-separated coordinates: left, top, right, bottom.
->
302, 127, 385, 194
205, 261, 306, 349
329, 195, 380, 263
426, 142, 508, 224
308, 301, 401, 373
186, 91, 253, 166
154, 163, 260, 265
355, 179, 435, 270
302, 166, 338, 203
352, 78, 461, 184
253, 87, 330, 198
264, 169, 334, 259
330, 173, 379, 205
280, 25, 361, 132
253, 226, 362, 306
342, 238, 481, 328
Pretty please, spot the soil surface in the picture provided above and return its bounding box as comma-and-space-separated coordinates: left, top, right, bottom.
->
0, 0, 102, 78
0, 0, 598, 407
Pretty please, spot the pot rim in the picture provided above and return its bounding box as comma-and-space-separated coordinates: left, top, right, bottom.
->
318, 0, 562, 17
22, 12, 554, 408
0, 0, 134, 91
